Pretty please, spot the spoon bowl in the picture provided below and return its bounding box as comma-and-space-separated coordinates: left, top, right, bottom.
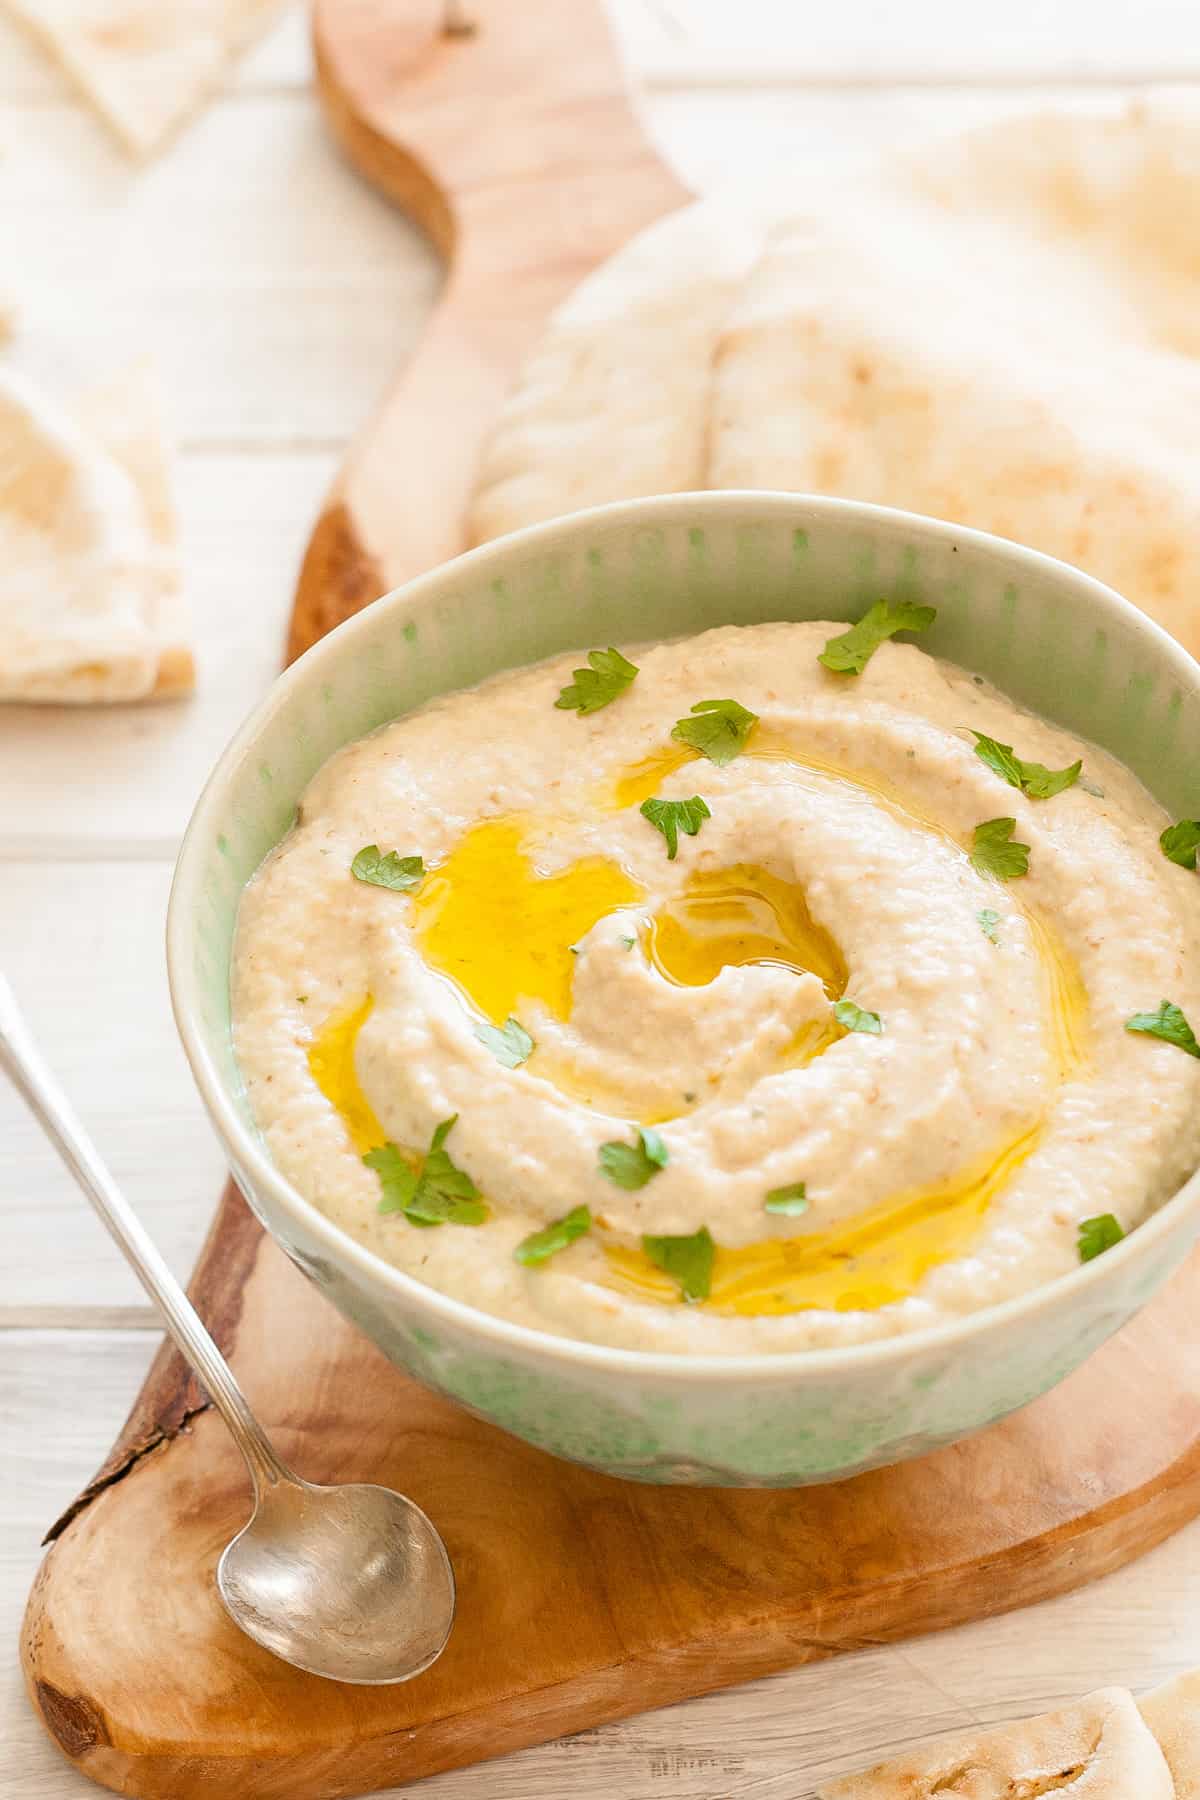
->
218, 1478, 455, 1684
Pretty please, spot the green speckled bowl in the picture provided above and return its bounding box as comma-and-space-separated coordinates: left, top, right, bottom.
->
168, 493, 1200, 1486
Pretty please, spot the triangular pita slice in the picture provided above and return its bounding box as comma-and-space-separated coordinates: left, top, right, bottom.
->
710, 109, 1200, 655
1142, 1669, 1200, 1797
0, 0, 290, 156
0, 361, 193, 702
819, 1686, 1174, 1798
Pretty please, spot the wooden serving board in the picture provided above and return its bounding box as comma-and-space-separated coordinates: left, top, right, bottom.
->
20, 3, 1200, 1796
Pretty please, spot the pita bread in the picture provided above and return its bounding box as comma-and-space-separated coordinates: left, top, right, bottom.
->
819, 1686, 1173, 1798
468, 194, 775, 546
0, 0, 290, 156
470, 108, 1200, 659
0, 360, 193, 703
1142, 1670, 1200, 1797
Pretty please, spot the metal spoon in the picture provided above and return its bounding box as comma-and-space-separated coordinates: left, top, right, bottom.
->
0, 975, 455, 1685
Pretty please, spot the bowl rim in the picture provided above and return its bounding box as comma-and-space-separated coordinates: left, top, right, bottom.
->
168, 489, 1200, 1385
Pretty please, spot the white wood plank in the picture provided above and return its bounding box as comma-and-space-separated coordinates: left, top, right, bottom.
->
0, 863, 225, 1317
640, 83, 1177, 194
2, 1332, 160, 1798
617, 0, 1200, 83
231, 2, 313, 93
5, 1331, 1200, 1798
0, 92, 440, 447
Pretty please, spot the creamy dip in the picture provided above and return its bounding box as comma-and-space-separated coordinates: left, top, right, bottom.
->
232, 621, 1200, 1353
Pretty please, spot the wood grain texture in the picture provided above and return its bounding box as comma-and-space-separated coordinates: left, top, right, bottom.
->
19, 1228, 1200, 1800
287, 0, 689, 660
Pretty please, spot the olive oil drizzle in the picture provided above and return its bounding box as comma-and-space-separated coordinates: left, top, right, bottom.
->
410, 817, 642, 1025
306, 995, 386, 1155
648, 861, 847, 1000
604, 1119, 1046, 1315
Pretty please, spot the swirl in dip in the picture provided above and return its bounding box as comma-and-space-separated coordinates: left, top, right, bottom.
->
231, 619, 1200, 1353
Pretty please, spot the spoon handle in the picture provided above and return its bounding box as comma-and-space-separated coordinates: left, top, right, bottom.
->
0, 974, 290, 1494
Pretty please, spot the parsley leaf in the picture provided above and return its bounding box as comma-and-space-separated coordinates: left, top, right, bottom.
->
970, 817, 1030, 880
514, 1205, 592, 1266
977, 908, 1002, 944
1020, 759, 1083, 800
362, 1142, 418, 1215
819, 599, 937, 675
971, 732, 1081, 800
555, 647, 638, 714
364, 1115, 488, 1226
833, 999, 882, 1035
1125, 999, 1200, 1058
474, 1015, 534, 1069
1078, 1213, 1125, 1263
1161, 820, 1200, 870
351, 844, 425, 891
643, 1226, 715, 1303
670, 698, 758, 766
599, 1126, 669, 1189
764, 1182, 809, 1217
640, 794, 710, 860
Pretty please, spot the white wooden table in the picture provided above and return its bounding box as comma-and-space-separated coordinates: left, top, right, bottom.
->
3, 4, 1200, 1794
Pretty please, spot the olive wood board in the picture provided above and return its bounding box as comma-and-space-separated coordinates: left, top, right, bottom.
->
21, 1, 1200, 1796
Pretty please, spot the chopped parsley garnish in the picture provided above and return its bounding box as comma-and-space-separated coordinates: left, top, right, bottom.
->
643, 1226, 715, 1303
474, 1015, 534, 1069
1125, 999, 1200, 1058
1161, 820, 1200, 869
764, 1182, 809, 1217
514, 1205, 592, 1267
599, 1126, 669, 1189
619, 933, 637, 949
351, 844, 425, 891
833, 999, 882, 1035
640, 794, 710, 860
971, 732, 1081, 800
819, 599, 937, 675
977, 908, 1002, 944
670, 698, 758, 766
364, 1116, 487, 1226
970, 817, 1030, 880
555, 647, 638, 714
1078, 1213, 1125, 1263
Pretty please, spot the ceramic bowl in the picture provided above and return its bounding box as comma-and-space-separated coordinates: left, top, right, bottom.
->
168, 492, 1200, 1487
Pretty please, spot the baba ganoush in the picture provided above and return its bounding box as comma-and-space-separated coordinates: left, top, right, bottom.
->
231, 616, 1200, 1353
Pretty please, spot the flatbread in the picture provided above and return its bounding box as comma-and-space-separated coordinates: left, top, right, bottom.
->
468, 193, 777, 546
470, 107, 1200, 659
0, 360, 193, 703
1142, 1670, 1200, 1797
0, 0, 290, 156
819, 1686, 1174, 1798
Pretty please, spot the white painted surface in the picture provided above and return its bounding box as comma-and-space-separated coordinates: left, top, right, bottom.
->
3, 2, 1198, 1794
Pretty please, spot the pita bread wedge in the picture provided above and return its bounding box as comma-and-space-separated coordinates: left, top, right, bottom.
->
0, 360, 193, 703
710, 110, 1200, 655
820, 1686, 1173, 1798
1142, 1670, 1200, 1797
0, 0, 290, 156
467, 194, 774, 546
471, 108, 1200, 660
